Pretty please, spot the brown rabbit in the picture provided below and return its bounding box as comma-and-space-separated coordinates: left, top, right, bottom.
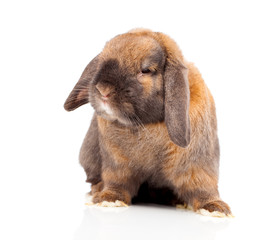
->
64, 29, 231, 216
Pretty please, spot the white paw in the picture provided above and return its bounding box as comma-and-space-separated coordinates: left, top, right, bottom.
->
197, 208, 234, 218
96, 200, 128, 207
85, 193, 128, 207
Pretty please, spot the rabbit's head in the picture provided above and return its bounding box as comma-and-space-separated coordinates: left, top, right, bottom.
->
64, 29, 190, 147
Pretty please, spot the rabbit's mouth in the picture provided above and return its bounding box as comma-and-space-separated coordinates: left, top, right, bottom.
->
95, 99, 136, 126
99, 99, 114, 116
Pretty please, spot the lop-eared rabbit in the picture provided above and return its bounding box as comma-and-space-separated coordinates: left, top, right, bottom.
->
64, 29, 231, 217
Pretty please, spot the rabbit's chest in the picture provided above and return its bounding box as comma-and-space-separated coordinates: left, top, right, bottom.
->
99, 119, 180, 168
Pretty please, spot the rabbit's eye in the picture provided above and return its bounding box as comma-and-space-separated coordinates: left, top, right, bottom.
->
141, 69, 151, 74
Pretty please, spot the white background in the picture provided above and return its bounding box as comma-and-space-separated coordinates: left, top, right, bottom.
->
1, 0, 261, 239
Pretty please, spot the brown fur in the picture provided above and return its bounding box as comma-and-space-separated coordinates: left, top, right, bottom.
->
64, 29, 231, 215
138, 74, 153, 96
91, 181, 103, 194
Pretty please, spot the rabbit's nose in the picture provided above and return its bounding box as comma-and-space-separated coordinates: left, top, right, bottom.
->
96, 83, 112, 98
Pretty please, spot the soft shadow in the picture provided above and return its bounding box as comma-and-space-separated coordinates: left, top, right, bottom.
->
74, 204, 231, 240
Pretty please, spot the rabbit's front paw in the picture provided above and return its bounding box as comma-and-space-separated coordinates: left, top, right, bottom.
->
92, 189, 131, 207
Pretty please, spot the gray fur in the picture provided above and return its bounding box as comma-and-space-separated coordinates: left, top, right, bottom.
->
79, 114, 101, 184
164, 61, 191, 148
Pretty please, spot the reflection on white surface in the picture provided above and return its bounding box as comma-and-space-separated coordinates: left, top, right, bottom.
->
74, 204, 231, 240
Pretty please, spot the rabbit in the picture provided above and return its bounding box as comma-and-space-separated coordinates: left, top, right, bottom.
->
64, 29, 232, 216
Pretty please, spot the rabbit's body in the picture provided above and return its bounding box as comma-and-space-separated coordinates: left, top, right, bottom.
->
65, 29, 231, 216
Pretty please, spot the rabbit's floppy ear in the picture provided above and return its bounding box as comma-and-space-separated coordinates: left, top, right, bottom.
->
164, 60, 191, 148
64, 55, 99, 111
155, 32, 190, 148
